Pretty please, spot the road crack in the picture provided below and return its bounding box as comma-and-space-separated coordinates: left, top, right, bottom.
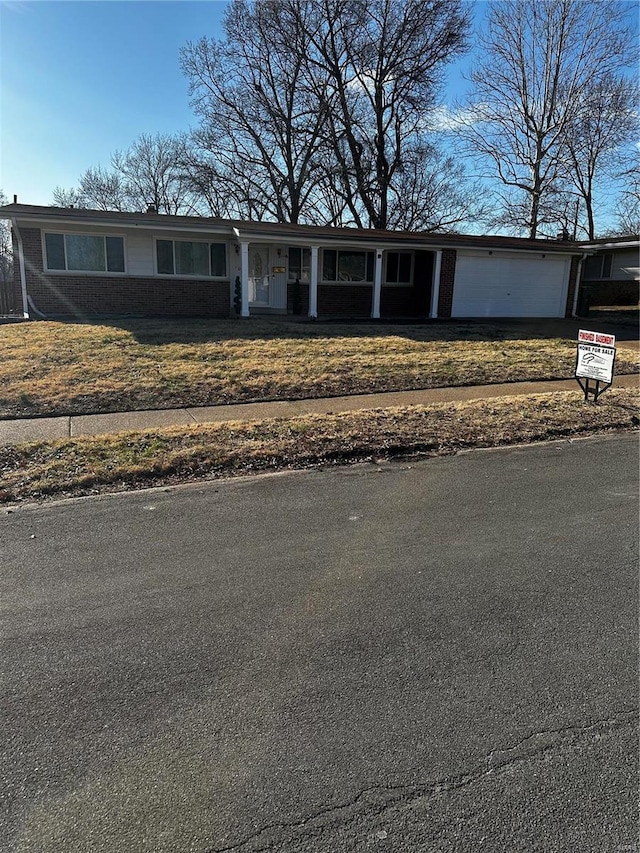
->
207, 708, 637, 852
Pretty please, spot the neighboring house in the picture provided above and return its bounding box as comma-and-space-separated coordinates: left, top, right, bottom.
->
0, 202, 587, 320
577, 236, 639, 307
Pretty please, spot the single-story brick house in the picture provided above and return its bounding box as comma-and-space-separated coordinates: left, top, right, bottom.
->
1, 202, 592, 320
576, 236, 639, 306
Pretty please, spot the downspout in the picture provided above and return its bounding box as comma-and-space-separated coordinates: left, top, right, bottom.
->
572, 253, 588, 318
10, 217, 30, 319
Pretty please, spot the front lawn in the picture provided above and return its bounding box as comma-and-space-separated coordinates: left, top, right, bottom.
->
1, 318, 638, 418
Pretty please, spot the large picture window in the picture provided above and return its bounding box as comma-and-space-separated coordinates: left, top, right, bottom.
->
45, 233, 125, 273
322, 249, 374, 282
156, 239, 227, 278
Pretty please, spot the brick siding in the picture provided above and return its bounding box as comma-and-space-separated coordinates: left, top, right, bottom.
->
437, 249, 456, 318
380, 286, 421, 317
288, 282, 425, 318
318, 284, 373, 317
18, 228, 230, 318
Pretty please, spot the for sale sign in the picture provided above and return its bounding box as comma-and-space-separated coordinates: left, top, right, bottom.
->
577, 329, 615, 348
575, 329, 616, 388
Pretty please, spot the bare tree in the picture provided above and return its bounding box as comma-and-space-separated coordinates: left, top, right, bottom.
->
53, 167, 128, 211
294, 0, 470, 229
459, 0, 635, 238
182, 0, 472, 230
384, 142, 488, 232
561, 76, 638, 239
612, 167, 640, 236
181, 0, 331, 224
51, 186, 88, 208
112, 133, 202, 214
52, 133, 202, 214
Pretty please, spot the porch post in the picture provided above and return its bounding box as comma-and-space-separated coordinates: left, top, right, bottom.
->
240, 242, 250, 317
309, 245, 319, 318
430, 250, 442, 319
371, 249, 383, 319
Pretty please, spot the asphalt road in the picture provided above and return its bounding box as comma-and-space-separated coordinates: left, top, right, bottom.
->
2, 434, 638, 853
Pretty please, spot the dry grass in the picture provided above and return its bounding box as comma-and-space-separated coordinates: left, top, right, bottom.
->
1, 388, 637, 504
2, 318, 638, 418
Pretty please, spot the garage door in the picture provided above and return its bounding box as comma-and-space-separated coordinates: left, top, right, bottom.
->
451, 253, 570, 318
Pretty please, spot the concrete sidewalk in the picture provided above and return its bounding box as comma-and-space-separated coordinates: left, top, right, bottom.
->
1, 374, 638, 447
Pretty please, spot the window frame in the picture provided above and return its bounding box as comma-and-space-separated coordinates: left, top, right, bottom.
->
42, 231, 127, 275
384, 251, 414, 287
600, 253, 613, 279
321, 248, 375, 284
154, 238, 228, 279
287, 247, 311, 282
583, 252, 615, 280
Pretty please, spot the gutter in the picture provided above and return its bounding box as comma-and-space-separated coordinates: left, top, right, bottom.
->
579, 240, 638, 251
14, 213, 581, 255
572, 253, 588, 318
11, 217, 29, 319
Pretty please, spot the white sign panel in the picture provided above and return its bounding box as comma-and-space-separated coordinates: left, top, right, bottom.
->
578, 329, 615, 348
576, 337, 616, 384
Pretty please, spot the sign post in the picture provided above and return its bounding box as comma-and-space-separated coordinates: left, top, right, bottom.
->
575, 329, 616, 402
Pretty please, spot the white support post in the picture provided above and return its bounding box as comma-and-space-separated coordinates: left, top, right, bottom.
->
240, 242, 250, 317
372, 249, 382, 319
309, 245, 319, 318
430, 250, 442, 319
11, 218, 30, 318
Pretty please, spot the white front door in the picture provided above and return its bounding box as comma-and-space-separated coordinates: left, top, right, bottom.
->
249, 246, 270, 306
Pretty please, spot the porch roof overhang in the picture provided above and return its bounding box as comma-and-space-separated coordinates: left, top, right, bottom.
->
0, 203, 584, 256
578, 238, 639, 252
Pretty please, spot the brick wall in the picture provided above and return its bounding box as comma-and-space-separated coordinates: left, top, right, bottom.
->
317, 284, 373, 317
437, 249, 456, 318
19, 228, 230, 318
380, 286, 419, 317
288, 282, 424, 318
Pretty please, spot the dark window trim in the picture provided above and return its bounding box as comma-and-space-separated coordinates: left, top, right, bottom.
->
43, 231, 126, 275
154, 237, 228, 279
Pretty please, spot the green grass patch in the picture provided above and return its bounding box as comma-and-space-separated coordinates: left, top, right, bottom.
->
1, 388, 637, 504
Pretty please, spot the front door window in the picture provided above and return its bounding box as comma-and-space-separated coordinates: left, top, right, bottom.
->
249, 247, 270, 305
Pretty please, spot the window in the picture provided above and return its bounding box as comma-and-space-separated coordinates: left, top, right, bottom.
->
156, 239, 227, 277
583, 253, 614, 280
44, 233, 125, 273
385, 252, 412, 284
288, 247, 310, 281
322, 249, 374, 282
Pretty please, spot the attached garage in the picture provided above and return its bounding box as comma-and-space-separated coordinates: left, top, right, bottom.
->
451, 251, 571, 318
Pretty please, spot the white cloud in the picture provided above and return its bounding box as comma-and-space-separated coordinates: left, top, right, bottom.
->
425, 104, 486, 132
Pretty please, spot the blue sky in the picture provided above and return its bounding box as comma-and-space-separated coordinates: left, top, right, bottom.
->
0, 0, 482, 206
0, 0, 635, 223
0, 1, 227, 204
